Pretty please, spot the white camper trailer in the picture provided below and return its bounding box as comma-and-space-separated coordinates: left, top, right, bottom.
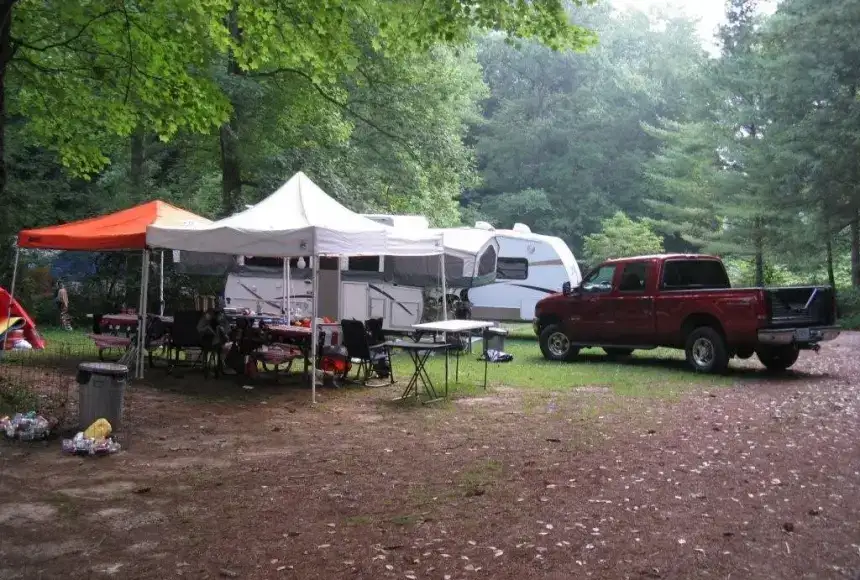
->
464, 223, 581, 321
223, 260, 428, 332
362, 216, 582, 322
220, 226, 500, 332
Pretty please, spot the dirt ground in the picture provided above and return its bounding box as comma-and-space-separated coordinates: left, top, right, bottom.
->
1, 334, 859, 580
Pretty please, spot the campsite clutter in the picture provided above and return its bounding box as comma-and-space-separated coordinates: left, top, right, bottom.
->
1, 412, 55, 441
61, 418, 122, 456
0, 171, 520, 456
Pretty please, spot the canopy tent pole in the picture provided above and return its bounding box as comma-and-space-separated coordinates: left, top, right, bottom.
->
136, 250, 146, 378
2, 247, 20, 353
441, 251, 448, 321
141, 250, 151, 379
159, 250, 165, 316
286, 259, 291, 321
281, 258, 287, 317
310, 255, 318, 404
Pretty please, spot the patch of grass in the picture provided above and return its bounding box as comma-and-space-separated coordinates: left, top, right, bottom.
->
344, 515, 375, 526
460, 458, 504, 497
388, 338, 731, 400
0, 379, 40, 416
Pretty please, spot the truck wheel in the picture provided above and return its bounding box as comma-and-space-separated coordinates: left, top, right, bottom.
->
539, 324, 580, 362
685, 327, 729, 374
756, 345, 799, 372
604, 347, 634, 358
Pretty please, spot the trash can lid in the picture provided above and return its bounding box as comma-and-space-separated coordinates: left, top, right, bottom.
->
78, 362, 129, 376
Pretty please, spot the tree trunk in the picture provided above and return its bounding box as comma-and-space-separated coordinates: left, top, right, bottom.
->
826, 235, 836, 290
219, 121, 241, 216
753, 217, 764, 287
130, 128, 146, 190
851, 210, 860, 288
0, 1, 13, 229
218, 4, 242, 217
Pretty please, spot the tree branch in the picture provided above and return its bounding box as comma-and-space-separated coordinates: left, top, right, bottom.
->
251, 66, 419, 161
11, 8, 119, 53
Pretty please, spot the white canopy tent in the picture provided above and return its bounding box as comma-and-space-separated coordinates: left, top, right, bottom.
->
146, 172, 445, 401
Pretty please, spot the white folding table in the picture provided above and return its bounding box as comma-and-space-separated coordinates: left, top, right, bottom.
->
411, 320, 496, 389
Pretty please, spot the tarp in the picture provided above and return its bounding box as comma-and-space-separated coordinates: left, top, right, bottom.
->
0, 287, 45, 349
18, 201, 212, 251
146, 172, 443, 258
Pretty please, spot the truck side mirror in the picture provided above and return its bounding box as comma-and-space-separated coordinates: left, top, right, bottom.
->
562, 282, 572, 296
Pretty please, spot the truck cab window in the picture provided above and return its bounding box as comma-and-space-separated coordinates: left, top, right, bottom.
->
662, 260, 730, 289
619, 262, 649, 292
581, 265, 616, 293
497, 257, 528, 280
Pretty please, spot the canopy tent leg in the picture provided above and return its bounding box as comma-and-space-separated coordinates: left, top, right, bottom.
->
136, 250, 150, 379
2, 246, 20, 353
135, 250, 145, 377
159, 250, 165, 316
310, 256, 318, 404
440, 252, 448, 321
286, 259, 291, 321
281, 258, 287, 316
141, 250, 151, 378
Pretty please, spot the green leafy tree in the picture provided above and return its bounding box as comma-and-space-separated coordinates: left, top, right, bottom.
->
469, 4, 706, 251
582, 212, 664, 265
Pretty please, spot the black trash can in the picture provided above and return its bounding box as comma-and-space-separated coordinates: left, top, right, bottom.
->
76, 362, 129, 430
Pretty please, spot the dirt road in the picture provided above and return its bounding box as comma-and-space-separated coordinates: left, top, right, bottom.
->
1, 334, 858, 579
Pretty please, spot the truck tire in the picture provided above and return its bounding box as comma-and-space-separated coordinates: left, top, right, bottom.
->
604, 347, 634, 358
685, 327, 729, 374
539, 324, 580, 362
756, 345, 799, 372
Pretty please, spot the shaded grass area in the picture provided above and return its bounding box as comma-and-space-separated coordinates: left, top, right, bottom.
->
3, 329, 731, 404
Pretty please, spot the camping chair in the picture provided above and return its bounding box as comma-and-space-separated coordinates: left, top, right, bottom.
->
166, 310, 206, 375
145, 315, 170, 368
341, 319, 391, 385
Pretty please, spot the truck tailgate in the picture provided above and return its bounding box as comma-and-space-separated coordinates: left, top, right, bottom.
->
763, 287, 835, 328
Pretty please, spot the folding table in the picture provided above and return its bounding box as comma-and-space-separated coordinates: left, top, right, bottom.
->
412, 320, 496, 388
384, 340, 450, 402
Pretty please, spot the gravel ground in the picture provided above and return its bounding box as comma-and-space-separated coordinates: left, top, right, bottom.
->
0, 333, 858, 580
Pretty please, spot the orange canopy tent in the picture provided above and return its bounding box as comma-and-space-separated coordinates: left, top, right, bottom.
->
17, 200, 210, 251
10, 201, 212, 375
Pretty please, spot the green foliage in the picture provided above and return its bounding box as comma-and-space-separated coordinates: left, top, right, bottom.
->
469, 4, 706, 250
582, 212, 664, 265
12, 0, 233, 175
837, 288, 860, 329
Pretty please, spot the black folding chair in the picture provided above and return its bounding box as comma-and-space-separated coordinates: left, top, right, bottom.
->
340, 319, 392, 385
166, 310, 206, 374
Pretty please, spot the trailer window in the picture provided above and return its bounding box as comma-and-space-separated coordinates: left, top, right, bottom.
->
348, 256, 381, 272
496, 257, 528, 280
478, 246, 497, 277
662, 260, 730, 289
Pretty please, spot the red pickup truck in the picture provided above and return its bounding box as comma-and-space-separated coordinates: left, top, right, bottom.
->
533, 254, 840, 373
